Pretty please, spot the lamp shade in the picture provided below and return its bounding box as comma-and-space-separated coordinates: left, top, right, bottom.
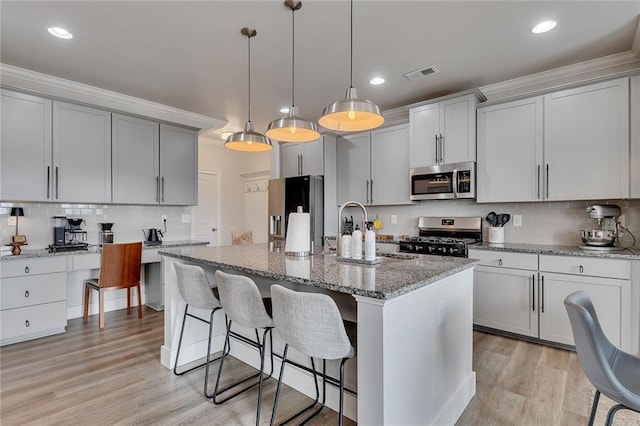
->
266, 107, 320, 142
225, 121, 273, 152
319, 87, 384, 132
10, 207, 24, 217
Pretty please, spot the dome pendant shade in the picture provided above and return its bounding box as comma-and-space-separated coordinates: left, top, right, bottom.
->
319, 87, 384, 132
266, 106, 320, 142
225, 121, 273, 152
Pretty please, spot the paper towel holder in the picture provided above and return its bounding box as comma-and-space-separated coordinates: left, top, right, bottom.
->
285, 206, 312, 257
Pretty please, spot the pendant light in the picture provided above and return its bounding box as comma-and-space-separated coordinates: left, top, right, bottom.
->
319, 0, 384, 132
225, 27, 273, 152
265, 0, 320, 143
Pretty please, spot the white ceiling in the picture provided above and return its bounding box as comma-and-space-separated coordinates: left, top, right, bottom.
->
1, 1, 639, 139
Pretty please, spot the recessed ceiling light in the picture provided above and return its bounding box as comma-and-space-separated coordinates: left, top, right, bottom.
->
531, 20, 557, 34
370, 77, 385, 85
280, 107, 290, 114
48, 27, 73, 39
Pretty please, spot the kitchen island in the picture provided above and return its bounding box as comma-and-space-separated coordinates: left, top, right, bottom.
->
159, 244, 478, 425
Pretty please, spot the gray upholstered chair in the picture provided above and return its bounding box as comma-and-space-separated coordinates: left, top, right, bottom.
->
270, 284, 355, 426
564, 291, 640, 426
172, 263, 224, 398
213, 270, 274, 426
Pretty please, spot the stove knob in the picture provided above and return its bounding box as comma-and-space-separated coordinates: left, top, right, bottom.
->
428, 246, 434, 253
449, 247, 456, 254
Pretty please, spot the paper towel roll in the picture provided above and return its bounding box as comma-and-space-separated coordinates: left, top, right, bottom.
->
285, 212, 311, 256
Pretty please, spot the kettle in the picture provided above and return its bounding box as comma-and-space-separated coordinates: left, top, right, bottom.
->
143, 228, 163, 242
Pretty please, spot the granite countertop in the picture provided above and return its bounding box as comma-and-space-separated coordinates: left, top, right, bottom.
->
0, 240, 209, 260
159, 243, 478, 300
469, 242, 640, 260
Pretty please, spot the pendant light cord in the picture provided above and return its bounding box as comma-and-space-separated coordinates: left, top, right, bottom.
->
248, 32, 252, 123
349, 0, 353, 89
291, 6, 296, 107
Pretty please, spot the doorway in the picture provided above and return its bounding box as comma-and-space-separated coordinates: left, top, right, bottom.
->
191, 171, 221, 246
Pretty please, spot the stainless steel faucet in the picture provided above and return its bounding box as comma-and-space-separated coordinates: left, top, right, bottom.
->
337, 200, 368, 257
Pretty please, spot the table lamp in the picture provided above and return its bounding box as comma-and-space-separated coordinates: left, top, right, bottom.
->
10, 207, 26, 243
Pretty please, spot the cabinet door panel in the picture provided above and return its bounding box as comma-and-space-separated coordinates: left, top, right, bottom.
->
544, 78, 629, 200
53, 101, 112, 203
301, 139, 324, 176
440, 95, 476, 164
539, 273, 626, 347
631, 76, 640, 198
159, 124, 197, 205
409, 103, 439, 167
336, 133, 370, 204
370, 124, 409, 204
112, 114, 159, 204
474, 266, 538, 337
477, 97, 543, 203
280, 143, 302, 177
1, 90, 52, 201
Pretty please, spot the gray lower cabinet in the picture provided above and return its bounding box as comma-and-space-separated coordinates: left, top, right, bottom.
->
0, 257, 67, 346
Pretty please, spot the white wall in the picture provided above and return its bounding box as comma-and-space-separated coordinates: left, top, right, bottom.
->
198, 138, 271, 246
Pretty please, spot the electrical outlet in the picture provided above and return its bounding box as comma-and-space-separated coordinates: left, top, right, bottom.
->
513, 215, 522, 227
181, 214, 191, 224
7, 216, 16, 226
161, 215, 167, 222
390, 214, 397, 225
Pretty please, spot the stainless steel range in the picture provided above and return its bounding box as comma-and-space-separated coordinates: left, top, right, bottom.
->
399, 217, 482, 257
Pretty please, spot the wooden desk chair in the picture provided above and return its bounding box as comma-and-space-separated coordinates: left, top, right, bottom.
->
83, 242, 143, 329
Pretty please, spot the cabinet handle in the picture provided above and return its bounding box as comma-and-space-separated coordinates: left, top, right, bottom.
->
541, 275, 545, 313
545, 164, 549, 199
531, 275, 535, 311
24, 266, 30, 274
25, 320, 30, 328
299, 154, 303, 175
161, 176, 165, 202
579, 265, 584, 273
55, 166, 59, 199
156, 176, 160, 202
370, 179, 374, 204
435, 134, 438, 163
498, 259, 502, 266
440, 134, 444, 164
366, 180, 370, 204
25, 290, 30, 298
47, 166, 51, 199
537, 165, 540, 199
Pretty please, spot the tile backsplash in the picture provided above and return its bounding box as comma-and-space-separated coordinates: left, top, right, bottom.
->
0, 202, 192, 251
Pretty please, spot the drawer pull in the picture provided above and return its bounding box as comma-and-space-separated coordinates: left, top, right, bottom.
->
25, 320, 30, 328
24, 290, 30, 298
498, 259, 503, 266
24, 266, 30, 274
531, 275, 535, 311
579, 265, 584, 273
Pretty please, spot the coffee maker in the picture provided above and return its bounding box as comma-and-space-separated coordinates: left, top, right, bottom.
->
579, 205, 622, 250
49, 216, 89, 252
98, 223, 114, 246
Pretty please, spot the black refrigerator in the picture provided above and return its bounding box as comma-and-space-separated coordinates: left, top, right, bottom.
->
268, 175, 323, 248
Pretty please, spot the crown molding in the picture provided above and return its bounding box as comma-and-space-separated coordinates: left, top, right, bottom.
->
479, 50, 640, 102
633, 19, 640, 58
0, 63, 226, 133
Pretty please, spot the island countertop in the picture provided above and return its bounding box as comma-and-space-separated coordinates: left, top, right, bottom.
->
159, 243, 478, 300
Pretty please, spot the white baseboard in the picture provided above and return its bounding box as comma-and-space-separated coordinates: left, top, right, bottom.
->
430, 371, 477, 426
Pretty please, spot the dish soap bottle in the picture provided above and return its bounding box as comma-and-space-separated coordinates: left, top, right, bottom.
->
365, 224, 376, 261
351, 225, 362, 260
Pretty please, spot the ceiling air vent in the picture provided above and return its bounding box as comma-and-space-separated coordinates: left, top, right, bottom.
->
404, 66, 439, 81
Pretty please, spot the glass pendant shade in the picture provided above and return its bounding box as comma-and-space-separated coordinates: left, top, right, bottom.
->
225, 120, 273, 152
266, 106, 320, 142
319, 87, 384, 132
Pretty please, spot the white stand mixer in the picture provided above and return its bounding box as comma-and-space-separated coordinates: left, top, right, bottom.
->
579, 205, 623, 251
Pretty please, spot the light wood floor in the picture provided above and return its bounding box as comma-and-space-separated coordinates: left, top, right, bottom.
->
1, 308, 638, 425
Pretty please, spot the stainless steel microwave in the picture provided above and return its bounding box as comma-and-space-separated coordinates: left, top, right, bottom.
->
410, 161, 476, 200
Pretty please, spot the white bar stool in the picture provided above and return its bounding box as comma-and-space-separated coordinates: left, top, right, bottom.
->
269, 284, 355, 426
213, 270, 275, 426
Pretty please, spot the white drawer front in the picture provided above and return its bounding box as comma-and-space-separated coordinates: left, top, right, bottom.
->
539, 255, 630, 279
0, 301, 67, 342
468, 249, 538, 270
1, 272, 67, 310
71, 253, 101, 270
1, 256, 67, 278
142, 249, 160, 263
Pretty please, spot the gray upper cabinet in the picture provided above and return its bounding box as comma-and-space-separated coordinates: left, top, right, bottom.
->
280, 137, 324, 178
53, 101, 112, 203
0, 89, 52, 201
112, 114, 159, 204
630, 75, 640, 199
337, 123, 410, 205
159, 124, 198, 205
409, 94, 478, 167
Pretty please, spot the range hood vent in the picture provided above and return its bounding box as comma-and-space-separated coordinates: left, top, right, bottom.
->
404, 66, 439, 81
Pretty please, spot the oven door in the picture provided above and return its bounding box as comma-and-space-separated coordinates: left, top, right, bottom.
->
410, 161, 475, 200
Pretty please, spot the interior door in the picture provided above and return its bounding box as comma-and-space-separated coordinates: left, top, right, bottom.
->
191, 172, 220, 246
